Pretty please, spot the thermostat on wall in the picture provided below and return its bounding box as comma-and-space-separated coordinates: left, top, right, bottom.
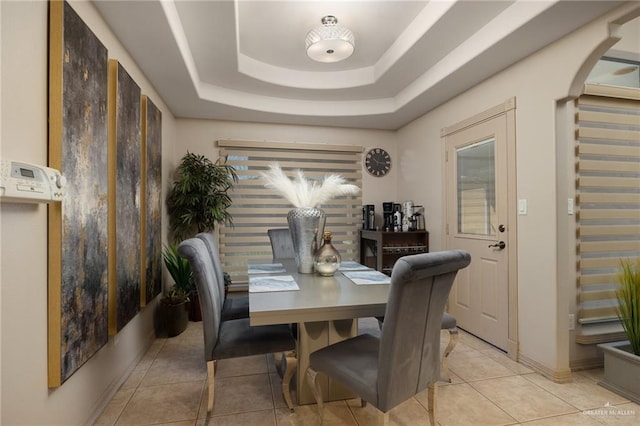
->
0, 159, 65, 203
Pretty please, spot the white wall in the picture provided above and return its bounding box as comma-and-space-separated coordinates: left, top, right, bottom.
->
396, 3, 640, 376
175, 119, 398, 223
0, 1, 176, 424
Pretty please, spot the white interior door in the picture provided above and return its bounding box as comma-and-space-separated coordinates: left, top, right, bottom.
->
444, 113, 511, 351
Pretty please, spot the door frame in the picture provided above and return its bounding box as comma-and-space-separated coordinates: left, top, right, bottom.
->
441, 97, 519, 359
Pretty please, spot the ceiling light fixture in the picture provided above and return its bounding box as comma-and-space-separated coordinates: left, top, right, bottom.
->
305, 15, 354, 63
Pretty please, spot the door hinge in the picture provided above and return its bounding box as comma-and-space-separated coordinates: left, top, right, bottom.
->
446, 223, 449, 235
445, 151, 448, 162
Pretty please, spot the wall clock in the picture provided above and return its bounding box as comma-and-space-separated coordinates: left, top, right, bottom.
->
365, 148, 391, 177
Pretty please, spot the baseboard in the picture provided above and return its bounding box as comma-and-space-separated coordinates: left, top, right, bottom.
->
570, 356, 603, 371
86, 328, 156, 425
518, 353, 573, 383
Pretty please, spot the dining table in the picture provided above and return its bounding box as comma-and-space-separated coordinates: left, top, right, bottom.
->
248, 259, 391, 405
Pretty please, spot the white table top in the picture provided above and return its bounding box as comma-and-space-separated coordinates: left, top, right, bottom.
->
248, 260, 389, 326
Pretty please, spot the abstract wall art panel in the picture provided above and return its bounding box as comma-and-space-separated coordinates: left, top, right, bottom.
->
48, 0, 109, 387
141, 95, 162, 305
108, 60, 141, 334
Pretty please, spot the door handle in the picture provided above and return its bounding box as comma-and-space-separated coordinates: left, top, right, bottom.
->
488, 241, 506, 249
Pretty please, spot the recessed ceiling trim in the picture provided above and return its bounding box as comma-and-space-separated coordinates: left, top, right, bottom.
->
160, 0, 201, 87
395, 0, 560, 107
374, 0, 457, 80
237, 53, 375, 89
198, 82, 396, 117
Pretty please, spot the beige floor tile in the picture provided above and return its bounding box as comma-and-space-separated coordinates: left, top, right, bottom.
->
121, 365, 151, 391
448, 349, 516, 382
575, 368, 605, 383
479, 349, 534, 375
439, 370, 464, 386
443, 340, 478, 354
215, 354, 269, 378
520, 412, 604, 425
116, 381, 203, 425
523, 372, 629, 410
275, 401, 357, 425
274, 404, 322, 426
458, 330, 498, 351
581, 401, 640, 425
202, 374, 274, 417
470, 375, 578, 422
416, 383, 517, 425
200, 409, 276, 425
94, 388, 135, 425
140, 343, 206, 387
348, 397, 433, 425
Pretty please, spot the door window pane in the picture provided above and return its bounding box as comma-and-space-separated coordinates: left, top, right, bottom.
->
457, 138, 496, 236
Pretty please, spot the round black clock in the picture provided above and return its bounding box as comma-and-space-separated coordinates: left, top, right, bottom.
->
365, 148, 391, 177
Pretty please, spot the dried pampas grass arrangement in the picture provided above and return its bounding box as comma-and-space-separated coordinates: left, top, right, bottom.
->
261, 163, 360, 208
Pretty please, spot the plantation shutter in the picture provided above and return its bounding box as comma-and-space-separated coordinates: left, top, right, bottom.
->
218, 140, 363, 286
575, 83, 640, 343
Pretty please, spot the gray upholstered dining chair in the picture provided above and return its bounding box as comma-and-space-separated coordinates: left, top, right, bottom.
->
267, 228, 295, 260
375, 311, 460, 383
306, 250, 471, 425
178, 238, 297, 414
196, 232, 249, 321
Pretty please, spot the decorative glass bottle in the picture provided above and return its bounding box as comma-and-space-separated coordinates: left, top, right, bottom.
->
314, 231, 341, 276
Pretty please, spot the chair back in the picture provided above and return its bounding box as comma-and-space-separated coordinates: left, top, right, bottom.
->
267, 228, 295, 260
178, 238, 223, 361
196, 232, 226, 299
377, 250, 470, 411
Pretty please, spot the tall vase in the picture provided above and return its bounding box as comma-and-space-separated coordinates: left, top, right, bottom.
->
287, 207, 326, 274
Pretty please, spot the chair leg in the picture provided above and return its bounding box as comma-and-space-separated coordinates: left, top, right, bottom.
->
441, 327, 458, 382
427, 383, 437, 426
206, 360, 216, 415
282, 350, 297, 412
376, 410, 389, 426
305, 367, 324, 423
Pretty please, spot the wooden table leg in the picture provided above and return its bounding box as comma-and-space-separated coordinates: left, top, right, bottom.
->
296, 319, 357, 404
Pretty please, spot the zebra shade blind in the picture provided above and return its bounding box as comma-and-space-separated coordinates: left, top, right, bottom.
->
218, 140, 363, 284
576, 84, 640, 342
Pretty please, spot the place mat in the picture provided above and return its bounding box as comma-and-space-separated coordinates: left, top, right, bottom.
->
247, 263, 286, 275
249, 275, 300, 293
342, 270, 391, 285
338, 261, 371, 271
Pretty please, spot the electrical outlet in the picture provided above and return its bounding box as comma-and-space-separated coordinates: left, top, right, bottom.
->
567, 198, 574, 215
568, 314, 575, 331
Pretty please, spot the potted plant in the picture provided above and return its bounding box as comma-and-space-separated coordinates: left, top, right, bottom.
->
166, 152, 237, 320
598, 257, 640, 403
159, 244, 192, 337
166, 152, 238, 242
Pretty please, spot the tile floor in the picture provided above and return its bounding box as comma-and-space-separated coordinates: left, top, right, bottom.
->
96, 319, 640, 425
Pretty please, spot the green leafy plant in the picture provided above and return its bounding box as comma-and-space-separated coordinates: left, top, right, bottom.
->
162, 244, 193, 305
617, 258, 640, 355
167, 152, 238, 243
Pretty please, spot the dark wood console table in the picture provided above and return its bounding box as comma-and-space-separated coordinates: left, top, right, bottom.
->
360, 230, 429, 275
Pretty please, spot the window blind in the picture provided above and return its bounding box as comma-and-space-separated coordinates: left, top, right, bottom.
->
218, 140, 363, 285
575, 83, 640, 342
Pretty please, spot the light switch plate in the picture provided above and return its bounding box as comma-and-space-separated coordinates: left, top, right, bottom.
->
518, 199, 527, 215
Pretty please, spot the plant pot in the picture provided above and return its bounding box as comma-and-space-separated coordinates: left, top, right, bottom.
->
188, 293, 202, 322
161, 299, 189, 337
598, 341, 640, 404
